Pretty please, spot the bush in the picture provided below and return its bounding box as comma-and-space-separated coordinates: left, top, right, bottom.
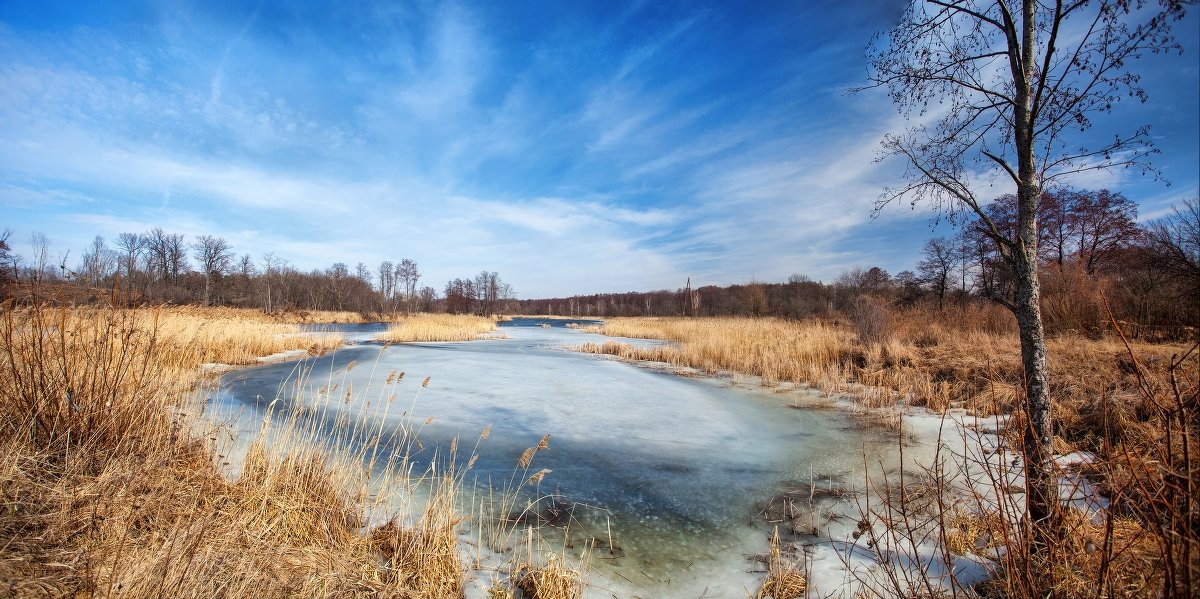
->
851, 295, 893, 346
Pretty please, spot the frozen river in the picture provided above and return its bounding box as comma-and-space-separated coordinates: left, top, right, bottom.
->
204, 317, 905, 597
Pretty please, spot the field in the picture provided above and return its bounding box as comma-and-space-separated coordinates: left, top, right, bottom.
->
2, 302, 1195, 598
577, 309, 1199, 597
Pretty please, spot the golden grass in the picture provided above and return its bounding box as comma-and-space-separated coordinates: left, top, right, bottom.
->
756, 528, 806, 599
0, 303, 467, 598
969, 507, 1167, 599
578, 314, 1193, 427
141, 306, 345, 368
583, 312, 1198, 597
578, 317, 851, 386
512, 553, 583, 599
377, 313, 504, 343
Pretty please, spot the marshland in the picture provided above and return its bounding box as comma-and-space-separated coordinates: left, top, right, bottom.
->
3, 1, 1199, 598
3, 268, 1197, 597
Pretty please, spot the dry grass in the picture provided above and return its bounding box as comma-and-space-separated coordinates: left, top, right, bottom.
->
371, 472, 465, 597
512, 553, 583, 599
377, 313, 504, 343
176, 305, 378, 325
581, 313, 1198, 597
578, 314, 1192, 425
0, 303, 467, 598
578, 317, 850, 386
141, 306, 345, 368
756, 528, 806, 599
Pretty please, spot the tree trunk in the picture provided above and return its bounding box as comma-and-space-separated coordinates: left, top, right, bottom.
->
1012, 250, 1055, 528
1012, 0, 1057, 535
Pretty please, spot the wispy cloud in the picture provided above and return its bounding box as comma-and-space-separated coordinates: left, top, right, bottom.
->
204, 0, 264, 115
1, 1, 1195, 297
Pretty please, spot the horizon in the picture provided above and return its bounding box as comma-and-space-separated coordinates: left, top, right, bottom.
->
3, 1, 1198, 298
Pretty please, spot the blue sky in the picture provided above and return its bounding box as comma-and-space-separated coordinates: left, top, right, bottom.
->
2, 1, 1197, 298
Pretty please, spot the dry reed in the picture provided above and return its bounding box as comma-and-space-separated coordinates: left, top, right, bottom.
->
377, 313, 504, 343
578, 314, 1192, 424
512, 552, 583, 599
0, 303, 468, 598
756, 528, 806, 599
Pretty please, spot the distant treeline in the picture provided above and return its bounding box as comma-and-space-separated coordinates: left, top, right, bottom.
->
515, 190, 1198, 339
0, 228, 513, 316
2, 189, 1195, 336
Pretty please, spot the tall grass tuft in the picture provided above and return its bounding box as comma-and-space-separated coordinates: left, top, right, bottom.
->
756, 527, 806, 599
513, 552, 584, 599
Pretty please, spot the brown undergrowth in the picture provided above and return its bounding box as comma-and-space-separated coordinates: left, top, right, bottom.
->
577, 310, 1198, 597
0, 303, 470, 598
577, 311, 1191, 441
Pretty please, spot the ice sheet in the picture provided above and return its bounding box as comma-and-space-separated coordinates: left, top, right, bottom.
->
201, 319, 928, 597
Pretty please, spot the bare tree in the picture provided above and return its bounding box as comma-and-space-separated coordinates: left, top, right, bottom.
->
377, 260, 394, 311
396, 259, 420, 314
863, 0, 1187, 538
0, 229, 16, 295
473, 271, 501, 316
418, 286, 437, 312
1072, 189, 1139, 275
143, 228, 190, 286
28, 232, 53, 283
1040, 189, 1074, 266
78, 235, 117, 287
261, 252, 284, 313
325, 262, 350, 311
192, 235, 234, 306
1146, 194, 1200, 309
918, 237, 955, 309
143, 228, 169, 283
445, 278, 476, 314
114, 233, 144, 298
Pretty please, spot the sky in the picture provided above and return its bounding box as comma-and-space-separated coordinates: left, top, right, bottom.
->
1, 1, 1197, 298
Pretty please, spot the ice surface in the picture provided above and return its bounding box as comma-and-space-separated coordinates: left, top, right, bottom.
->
199, 319, 939, 597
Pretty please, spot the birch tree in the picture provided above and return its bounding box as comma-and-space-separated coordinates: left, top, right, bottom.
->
862, 0, 1187, 540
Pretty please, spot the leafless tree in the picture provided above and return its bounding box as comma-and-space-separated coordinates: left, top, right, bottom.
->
114, 233, 144, 299
261, 252, 284, 313
79, 235, 117, 287
445, 278, 476, 314
474, 271, 501, 316
396, 259, 420, 313
1146, 194, 1200, 308
325, 262, 350, 311
918, 237, 955, 309
0, 229, 16, 295
28, 232, 53, 283
1072, 189, 1139, 275
744, 280, 768, 316
418, 286, 437, 312
377, 260, 394, 311
862, 0, 1187, 537
191, 235, 234, 306
144, 228, 189, 285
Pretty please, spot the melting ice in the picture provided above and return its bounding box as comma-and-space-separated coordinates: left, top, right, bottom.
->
204, 317, 909, 597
